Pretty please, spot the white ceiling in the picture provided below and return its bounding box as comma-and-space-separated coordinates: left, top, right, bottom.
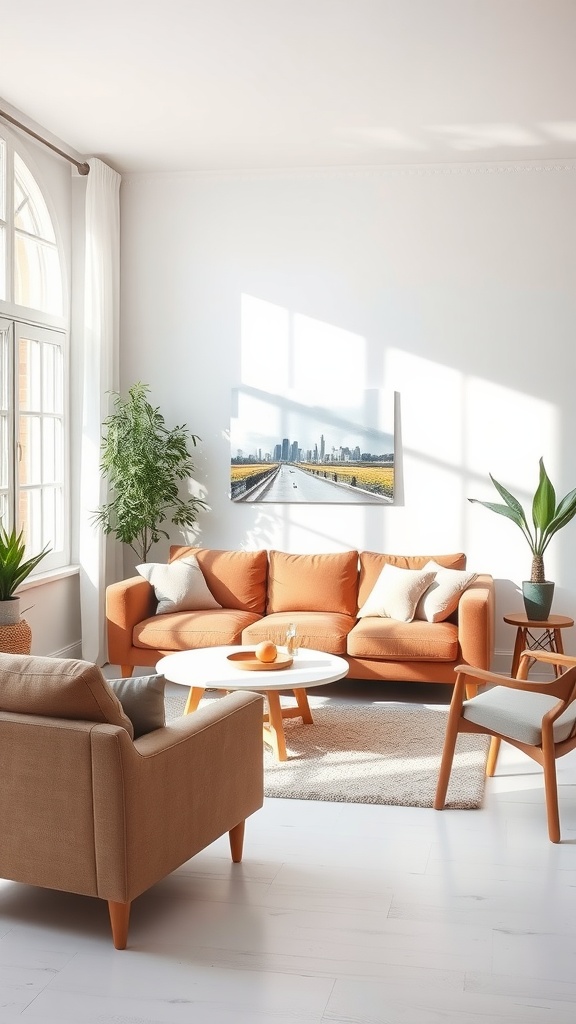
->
2, 0, 576, 175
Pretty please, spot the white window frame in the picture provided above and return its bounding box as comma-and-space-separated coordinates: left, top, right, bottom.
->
0, 129, 70, 572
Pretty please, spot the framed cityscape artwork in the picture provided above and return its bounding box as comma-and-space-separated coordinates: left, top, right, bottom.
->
230, 388, 395, 504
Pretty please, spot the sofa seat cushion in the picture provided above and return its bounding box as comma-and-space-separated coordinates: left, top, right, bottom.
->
169, 547, 268, 614
347, 618, 459, 661
266, 550, 359, 616
133, 609, 263, 651
242, 612, 356, 656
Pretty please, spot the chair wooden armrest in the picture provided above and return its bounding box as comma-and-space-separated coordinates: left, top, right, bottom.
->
521, 649, 576, 669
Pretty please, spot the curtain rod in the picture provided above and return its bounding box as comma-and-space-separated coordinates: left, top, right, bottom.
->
0, 108, 90, 175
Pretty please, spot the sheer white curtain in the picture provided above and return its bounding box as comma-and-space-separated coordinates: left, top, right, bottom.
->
79, 157, 122, 664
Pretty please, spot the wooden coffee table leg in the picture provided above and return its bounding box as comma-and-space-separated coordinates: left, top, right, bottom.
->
184, 686, 205, 714
293, 687, 314, 724
264, 691, 287, 761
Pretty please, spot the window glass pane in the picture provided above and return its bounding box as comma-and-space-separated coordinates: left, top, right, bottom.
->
0, 414, 8, 490
18, 336, 41, 411
19, 487, 43, 556
14, 154, 55, 242
42, 417, 63, 482
42, 341, 63, 413
43, 485, 63, 551
0, 225, 5, 302
0, 139, 5, 221
14, 234, 62, 315
19, 414, 42, 484
0, 324, 9, 409
0, 325, 10, 521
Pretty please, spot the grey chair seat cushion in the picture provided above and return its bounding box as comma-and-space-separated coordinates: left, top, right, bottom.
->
462, 686, 576, 745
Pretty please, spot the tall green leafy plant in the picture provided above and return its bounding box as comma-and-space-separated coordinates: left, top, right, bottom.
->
93, 382, 207, 563
0, 524, 51, 600
469, 458, 576, 582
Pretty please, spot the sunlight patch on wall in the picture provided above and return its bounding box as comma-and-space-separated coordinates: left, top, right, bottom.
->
385, 348, 463, 466
464, 377, 558, 495
240, 294, 290, 388
292, 313, 366, 391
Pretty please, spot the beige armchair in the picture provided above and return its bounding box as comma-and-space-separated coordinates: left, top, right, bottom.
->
0, 653, 264, 948
434, 649, 576, 841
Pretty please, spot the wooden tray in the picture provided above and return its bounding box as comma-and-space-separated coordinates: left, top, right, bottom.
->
227, 650, 293, 671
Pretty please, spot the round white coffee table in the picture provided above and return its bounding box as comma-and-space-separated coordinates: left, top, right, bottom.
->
157, 645, 349, 761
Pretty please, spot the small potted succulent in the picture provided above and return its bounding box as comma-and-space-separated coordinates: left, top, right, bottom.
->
469, 458, 576, 619
0, 523, 50, 626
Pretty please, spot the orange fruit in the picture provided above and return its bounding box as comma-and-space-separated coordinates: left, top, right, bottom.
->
255, 640, 277, 663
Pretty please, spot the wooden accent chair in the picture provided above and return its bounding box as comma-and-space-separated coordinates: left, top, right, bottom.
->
434, 649, 576, 842
0, 653, 264, 948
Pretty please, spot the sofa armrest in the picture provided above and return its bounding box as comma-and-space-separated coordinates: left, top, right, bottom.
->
90, 691, 265, 902
456, 573, 495, 671
106, 576, 157, 670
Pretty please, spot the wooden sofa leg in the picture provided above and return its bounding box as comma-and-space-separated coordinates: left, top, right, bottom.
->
120, 665, 134, 677
229, 820, 245, 863
108, 899, 131, 949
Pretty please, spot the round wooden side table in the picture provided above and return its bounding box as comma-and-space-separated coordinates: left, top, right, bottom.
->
503, 612, 574, 678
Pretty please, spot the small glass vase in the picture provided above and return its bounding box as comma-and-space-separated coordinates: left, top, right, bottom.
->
285, 622, 299, 656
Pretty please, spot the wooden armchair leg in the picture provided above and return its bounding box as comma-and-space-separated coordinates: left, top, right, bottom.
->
542, 746, 561, 843
434, 714, 461, 810
108, 899, 131, 949
229, 820, 245, 863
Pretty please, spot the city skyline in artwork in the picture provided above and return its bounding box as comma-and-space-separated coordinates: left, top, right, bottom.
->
230, 388, 395, 504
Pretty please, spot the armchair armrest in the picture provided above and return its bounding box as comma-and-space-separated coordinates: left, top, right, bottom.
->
456, 574, 495, 670
453, 658, 576, 700
106, 576, 157, 670
90, 691, 265, 903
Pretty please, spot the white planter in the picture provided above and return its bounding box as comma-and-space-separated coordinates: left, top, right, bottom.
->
0, 597, 21, 626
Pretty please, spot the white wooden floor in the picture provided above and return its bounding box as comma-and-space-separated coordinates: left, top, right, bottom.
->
1, 678, 575, 1023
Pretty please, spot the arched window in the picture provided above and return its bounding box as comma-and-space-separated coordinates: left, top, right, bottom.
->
0, 131, 68, 572
14, 153, 63, 315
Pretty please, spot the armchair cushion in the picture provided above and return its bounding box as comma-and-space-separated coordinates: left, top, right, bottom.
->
0, 653, 133, 737
109, 673, 166, 738
462, 686, 576, 745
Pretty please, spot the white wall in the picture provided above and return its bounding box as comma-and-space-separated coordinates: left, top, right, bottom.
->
120, 159, 576, 665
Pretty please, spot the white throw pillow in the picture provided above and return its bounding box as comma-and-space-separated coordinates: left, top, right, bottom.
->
415, 560, 478, 623
136, 555, 222, 614
357, 564, 437, 623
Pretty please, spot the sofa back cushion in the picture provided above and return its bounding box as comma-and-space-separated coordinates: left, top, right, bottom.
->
169, 547, 268, 614
0, 654, 134, 737
266, 550, 359, 615
357, 552, 467, 611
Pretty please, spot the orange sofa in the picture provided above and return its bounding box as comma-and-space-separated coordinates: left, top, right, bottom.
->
106, 547, 494, 685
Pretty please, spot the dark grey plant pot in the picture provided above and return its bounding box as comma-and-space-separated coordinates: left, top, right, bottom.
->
522, 581, 555, 621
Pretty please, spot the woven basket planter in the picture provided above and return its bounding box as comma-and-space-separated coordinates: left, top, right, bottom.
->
0, 619, 32, 655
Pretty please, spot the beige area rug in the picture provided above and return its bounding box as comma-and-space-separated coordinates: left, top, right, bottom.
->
165, 694, 490, 809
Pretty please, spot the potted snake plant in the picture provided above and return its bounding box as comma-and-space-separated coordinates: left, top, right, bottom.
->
0, 524, 50, 626
469, 458, 576, 619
